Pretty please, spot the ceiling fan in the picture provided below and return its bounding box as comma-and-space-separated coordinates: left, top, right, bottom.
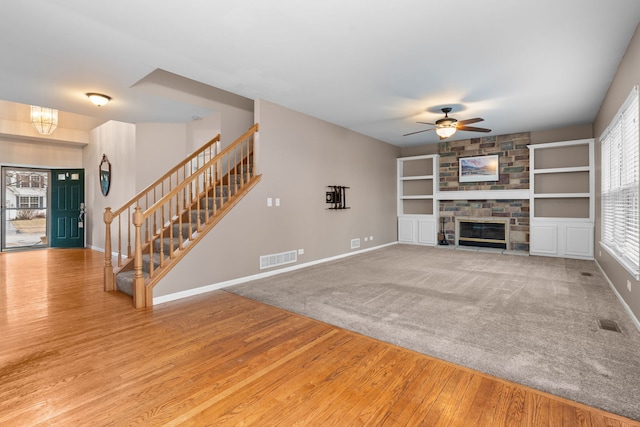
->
404, 107, 491, 140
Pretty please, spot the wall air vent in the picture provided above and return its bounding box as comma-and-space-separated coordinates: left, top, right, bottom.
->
351, 238, 361, 249
260, 250, 297, 270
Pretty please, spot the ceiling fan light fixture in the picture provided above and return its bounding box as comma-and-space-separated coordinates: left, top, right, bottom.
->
435, 126, 457, 139
86, 93, 111, 107
30, 105, 58, 135
403, 107, 489, 139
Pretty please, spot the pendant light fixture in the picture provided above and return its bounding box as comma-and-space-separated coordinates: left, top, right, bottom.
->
30, 106, 58, 135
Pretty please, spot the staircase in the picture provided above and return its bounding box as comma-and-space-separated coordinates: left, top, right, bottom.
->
103, 124, 260, 308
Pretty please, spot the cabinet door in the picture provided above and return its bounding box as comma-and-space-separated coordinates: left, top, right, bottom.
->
417, 219, 436, 245
530, 223, 558, 256
398, 218, 415, 243
563, 224, 594, 258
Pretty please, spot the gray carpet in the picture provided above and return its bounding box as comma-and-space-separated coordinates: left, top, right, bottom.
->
227, 244, 640, 421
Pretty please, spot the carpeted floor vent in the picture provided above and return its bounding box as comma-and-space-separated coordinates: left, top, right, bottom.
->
598, 318, 621, 332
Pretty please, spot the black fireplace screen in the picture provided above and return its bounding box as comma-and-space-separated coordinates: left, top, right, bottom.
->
458, 221, 507, 249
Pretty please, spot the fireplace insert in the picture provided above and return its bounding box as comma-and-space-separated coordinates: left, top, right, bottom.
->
457, 219, 507, 249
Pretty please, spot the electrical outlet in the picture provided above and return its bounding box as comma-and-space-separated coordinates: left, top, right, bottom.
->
267, 197, 273, 207
275, 198, 280, 207
370, 236, 373, 241
628, 280, 632, 292
298, 249, 304, 255
364, 237, 368, 242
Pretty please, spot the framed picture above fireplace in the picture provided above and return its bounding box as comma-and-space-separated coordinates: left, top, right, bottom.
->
459, 154, 499, 182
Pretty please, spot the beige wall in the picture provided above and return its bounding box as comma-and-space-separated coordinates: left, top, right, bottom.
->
186, 112, 221, 154
135, 123, 188, 192
0, 138, 83, 168
399, 142, 439, 157
218, 104, 255, 150
529, 124, 593, 145
593, 23, 640, 321
154, 99, 400, 298
83, 121, 136, 248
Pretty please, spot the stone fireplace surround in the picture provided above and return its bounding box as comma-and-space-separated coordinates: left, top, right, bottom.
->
440, 199, 529, 251
437, 133, 531, 252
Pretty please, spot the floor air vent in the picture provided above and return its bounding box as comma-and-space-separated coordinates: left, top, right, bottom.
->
260, 250, 297, 270
598, 319, 621, 333
581, 272, 593, 277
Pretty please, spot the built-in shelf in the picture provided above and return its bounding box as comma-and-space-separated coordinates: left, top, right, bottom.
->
528, 139, 594, 259
401, 196, 434, 200
401, 175, 433, 180
397, 155, 437, 216
532, 193, 591, 199
533, 166, 590, 174
397, 155, 438, 245
436, 189, 530, 200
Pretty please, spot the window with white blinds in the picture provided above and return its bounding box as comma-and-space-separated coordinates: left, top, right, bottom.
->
601, 85, 640, 279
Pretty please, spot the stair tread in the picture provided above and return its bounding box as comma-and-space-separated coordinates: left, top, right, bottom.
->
115, 269, 149, 296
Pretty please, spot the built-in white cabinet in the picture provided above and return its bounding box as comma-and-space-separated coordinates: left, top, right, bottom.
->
529, 219, 594, 258
528, 139, 594, 259
397, 155, 438, 245
398, 217, 437, 245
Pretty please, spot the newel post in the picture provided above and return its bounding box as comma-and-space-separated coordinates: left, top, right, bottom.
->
132, 206, 145, 308
103, 207, 114, 291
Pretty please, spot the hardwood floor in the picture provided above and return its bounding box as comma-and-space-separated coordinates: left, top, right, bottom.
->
1, 249, 638, 426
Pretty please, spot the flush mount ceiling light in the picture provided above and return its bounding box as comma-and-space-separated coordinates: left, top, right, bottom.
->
86, 93, 111, 107
30, 106, 58, 135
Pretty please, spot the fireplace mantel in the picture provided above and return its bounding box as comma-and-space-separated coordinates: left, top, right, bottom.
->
436, 189, 530, 201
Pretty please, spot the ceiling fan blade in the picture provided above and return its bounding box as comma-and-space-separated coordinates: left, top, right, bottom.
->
457, 125, 492, 133
403, 129, 434, 136
457, 117, 484, 126
416, 121, 437, 126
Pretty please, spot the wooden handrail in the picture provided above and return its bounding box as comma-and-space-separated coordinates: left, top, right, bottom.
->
105, 125, 260, 308
215, 124, 259, 162
111, 134, 221, 218
143, 124, 259, 218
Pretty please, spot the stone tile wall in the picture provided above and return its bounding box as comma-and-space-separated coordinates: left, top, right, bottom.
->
439, 133, 530, 192
438, 133, 531, 251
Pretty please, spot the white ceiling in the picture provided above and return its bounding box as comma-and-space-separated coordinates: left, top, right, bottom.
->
2, 0, 640, 147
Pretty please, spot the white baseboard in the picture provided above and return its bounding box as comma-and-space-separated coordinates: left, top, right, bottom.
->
88, 245, 127, 260
153, 242, 397, 306
595, 259, 640, 334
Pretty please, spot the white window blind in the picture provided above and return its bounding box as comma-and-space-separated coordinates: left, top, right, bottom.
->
601, 85, 640, 278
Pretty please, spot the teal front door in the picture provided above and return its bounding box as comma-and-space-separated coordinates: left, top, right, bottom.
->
50, 169, 85, 248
